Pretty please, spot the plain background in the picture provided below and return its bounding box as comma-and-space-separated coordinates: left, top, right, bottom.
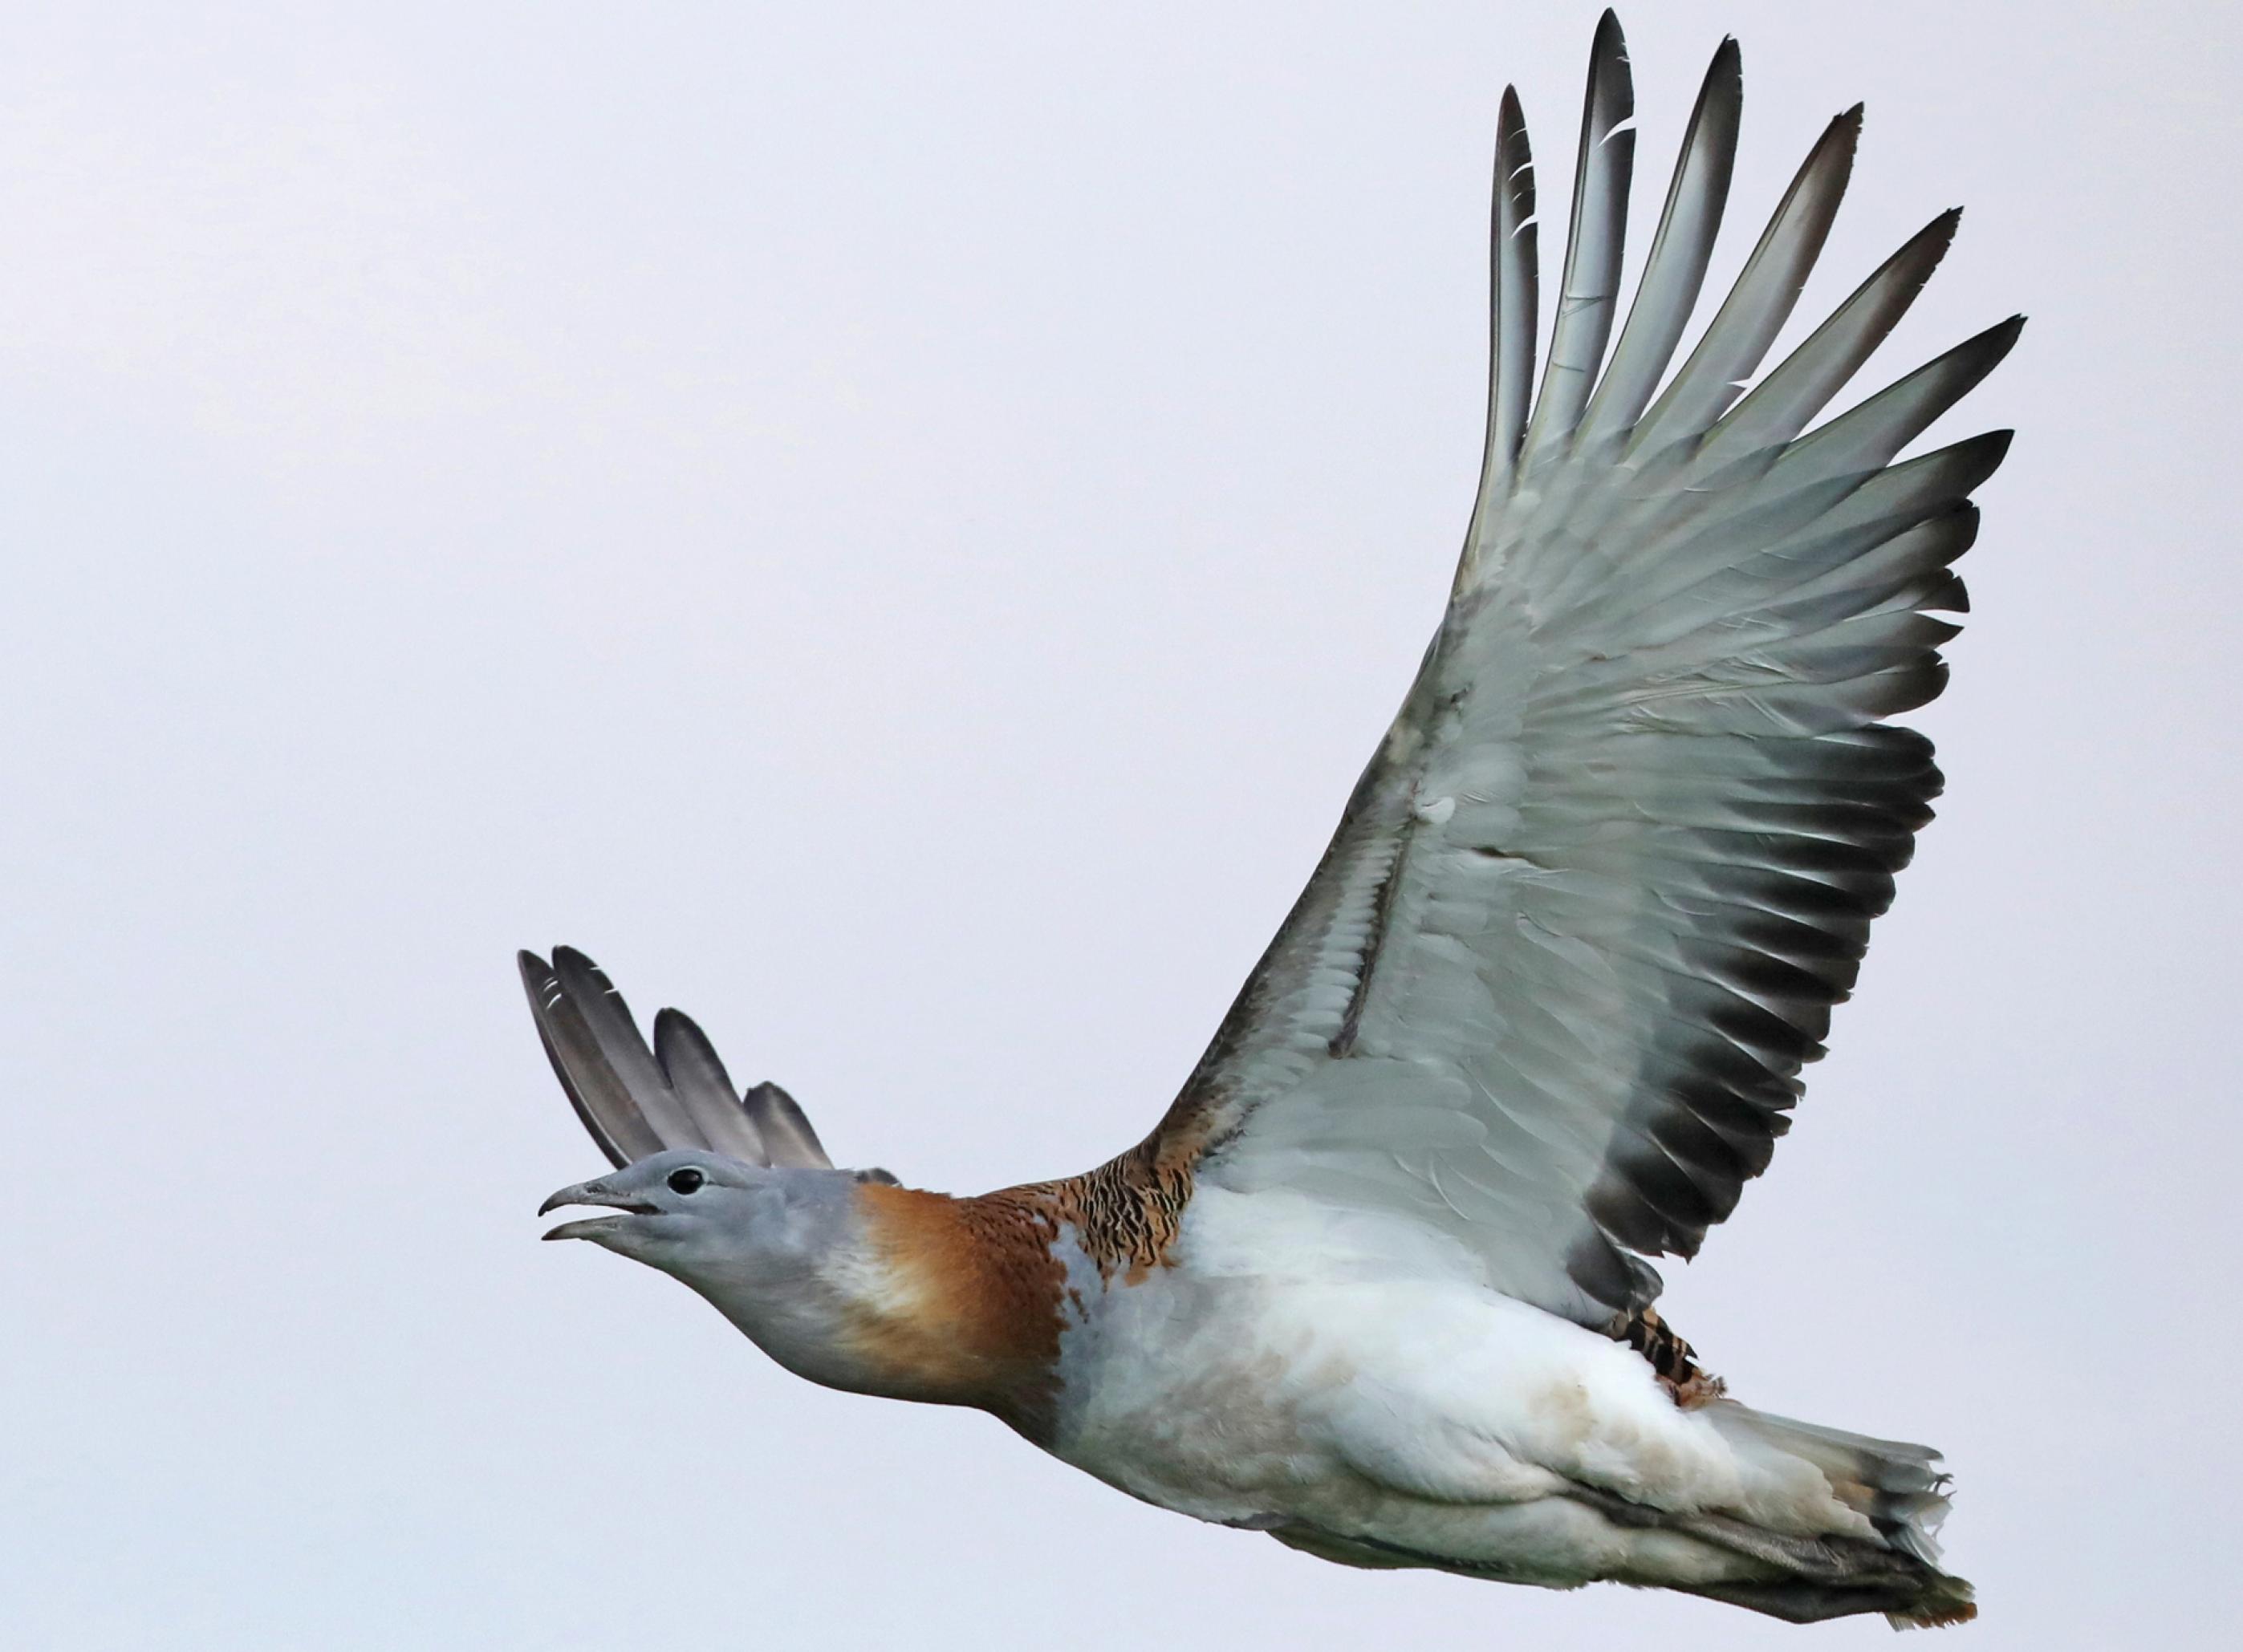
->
2, 2, 2236, 1647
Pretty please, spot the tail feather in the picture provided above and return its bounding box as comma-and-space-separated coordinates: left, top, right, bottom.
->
1682, 1570, 1974, 1629
1701, 1400, 1976, 1628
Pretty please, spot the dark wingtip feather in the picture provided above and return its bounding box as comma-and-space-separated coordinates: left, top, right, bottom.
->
1494, 84, 1535, 221
1566, 1228, 1665, 1317
744, 1080, 835, 1171
1709, 35, 1741, 94
1572, 28, 1744, 448
1812, 106, 1864, 193
1857, 205, 1965, 321
519, 946, 847, 1173
1904, 209, 1963, 290
1521, 5, 1637, 461
1501, 94, 1537, 174
1822, 105, 1864, 175
652, 1005, 771, 1165
1931, 316, 2025, 397
1588, 11, 1630, 93
546, 946, 711, 1147
1701, 203, 1973, 462
1494, 86, 1535, 204
1474, 78, 1541, 513
1632, 94, 1865, 449
518, 950, 559, 1014
518, 944, 664, 1169
650, 1005, 721, 1082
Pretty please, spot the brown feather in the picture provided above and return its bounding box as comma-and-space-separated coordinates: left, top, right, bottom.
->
846, 1183, 1069, 1434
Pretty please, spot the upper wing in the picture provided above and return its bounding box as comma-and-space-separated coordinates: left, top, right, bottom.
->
1144, 15, 2018, 1331
519, 946, 834, 1171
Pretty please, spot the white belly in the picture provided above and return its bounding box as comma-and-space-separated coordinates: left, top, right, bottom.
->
1041, 1186, 1863, 1589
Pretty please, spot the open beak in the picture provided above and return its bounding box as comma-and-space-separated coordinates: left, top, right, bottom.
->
538, 1178, 659, 1242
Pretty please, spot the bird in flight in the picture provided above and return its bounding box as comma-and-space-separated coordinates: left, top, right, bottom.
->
526, 11, 2011, 1627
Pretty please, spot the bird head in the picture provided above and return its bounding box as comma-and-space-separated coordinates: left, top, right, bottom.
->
538, 1148, 863, 1286
541, 1148, 937, 1398
521, 949, 942, 1400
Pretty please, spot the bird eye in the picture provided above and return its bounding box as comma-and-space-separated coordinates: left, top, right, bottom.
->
667, 1167, 705, 1195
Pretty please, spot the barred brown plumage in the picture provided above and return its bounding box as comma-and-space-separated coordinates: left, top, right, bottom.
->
1000, 1138, 1197, 1284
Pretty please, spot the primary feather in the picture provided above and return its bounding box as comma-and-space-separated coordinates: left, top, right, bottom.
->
1146, 26, 2018, 1333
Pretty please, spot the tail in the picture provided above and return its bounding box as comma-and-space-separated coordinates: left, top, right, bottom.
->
1690, 1401, 1977, 1628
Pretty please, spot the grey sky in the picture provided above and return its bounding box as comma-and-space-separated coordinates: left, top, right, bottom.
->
2, 2, 2235, 1646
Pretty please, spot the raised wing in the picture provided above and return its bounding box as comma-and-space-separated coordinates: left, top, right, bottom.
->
520, 946, 834, 1171
1147, 14, 2017, 1331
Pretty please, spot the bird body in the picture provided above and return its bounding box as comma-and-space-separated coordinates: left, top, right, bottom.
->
524, 11, 2011, 1628
539, 1145, 1966, 1625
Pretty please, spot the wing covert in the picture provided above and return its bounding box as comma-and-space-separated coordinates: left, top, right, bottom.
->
1142, 15, 2017, 1331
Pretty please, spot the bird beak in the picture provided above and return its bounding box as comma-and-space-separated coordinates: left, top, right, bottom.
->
538, 1178, 658, 1242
